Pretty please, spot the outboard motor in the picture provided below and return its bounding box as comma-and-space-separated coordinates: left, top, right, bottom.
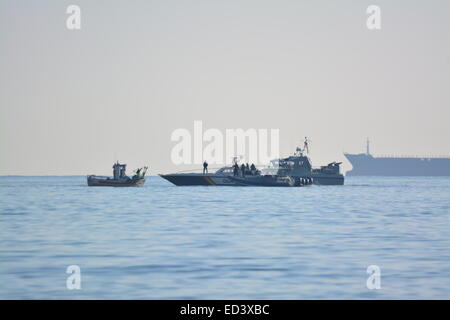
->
287, 176, 295, 186
293, 176, 313, 187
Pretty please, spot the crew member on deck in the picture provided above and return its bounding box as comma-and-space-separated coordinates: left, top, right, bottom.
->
233, 163, 239, 176
203, 161, 208, 174
241, 164, 246, 177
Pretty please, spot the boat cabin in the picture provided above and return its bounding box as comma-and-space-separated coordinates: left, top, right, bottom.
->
113, 162, 127, 179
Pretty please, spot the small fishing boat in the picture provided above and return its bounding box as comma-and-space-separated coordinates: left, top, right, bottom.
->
87, 162, 148, 187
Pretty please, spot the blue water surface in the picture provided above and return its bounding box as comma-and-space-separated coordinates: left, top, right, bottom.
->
0, 176, 449, 299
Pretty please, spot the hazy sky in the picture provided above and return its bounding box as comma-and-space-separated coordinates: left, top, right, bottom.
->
1, 0, 449, 175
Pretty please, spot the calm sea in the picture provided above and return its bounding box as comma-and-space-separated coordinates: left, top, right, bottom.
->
0, 176, 449, 299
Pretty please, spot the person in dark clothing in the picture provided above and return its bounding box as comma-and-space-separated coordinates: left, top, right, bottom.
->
240, 164, 246, 177
203, 161, 208, 174
134, 168, 141, 179
233, 163, 239, 176
250, 163, 256, 175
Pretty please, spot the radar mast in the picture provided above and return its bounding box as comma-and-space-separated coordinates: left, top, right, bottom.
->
295, 137, 310, 156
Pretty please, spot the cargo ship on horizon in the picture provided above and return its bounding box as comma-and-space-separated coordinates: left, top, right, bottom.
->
344, 139, 450, 176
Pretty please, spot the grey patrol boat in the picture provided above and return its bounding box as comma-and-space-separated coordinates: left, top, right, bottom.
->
160, 138, 344, 186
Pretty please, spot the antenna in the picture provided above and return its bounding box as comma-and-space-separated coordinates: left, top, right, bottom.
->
304, 137, 310, 154
231, 155, 242, 165
366, 138, 370, 155
295, 137, 311, 156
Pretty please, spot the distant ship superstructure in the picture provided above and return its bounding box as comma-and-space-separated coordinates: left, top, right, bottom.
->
344, 139, 450, 176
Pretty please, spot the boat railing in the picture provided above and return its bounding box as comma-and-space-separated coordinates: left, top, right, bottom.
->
174, 165, 267, 174
173, 167, 226, 174
344, 152, 450, 158
374, 154, 450, 159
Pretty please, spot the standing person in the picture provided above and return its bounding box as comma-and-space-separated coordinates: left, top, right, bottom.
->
233, 163, 239, 176
135, 168, 141, 178
240, 164, 246, 177
250, 163, 256, 175
203, 161, 208, 174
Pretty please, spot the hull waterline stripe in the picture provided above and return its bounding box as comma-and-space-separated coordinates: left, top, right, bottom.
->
204, 176, 216, 185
